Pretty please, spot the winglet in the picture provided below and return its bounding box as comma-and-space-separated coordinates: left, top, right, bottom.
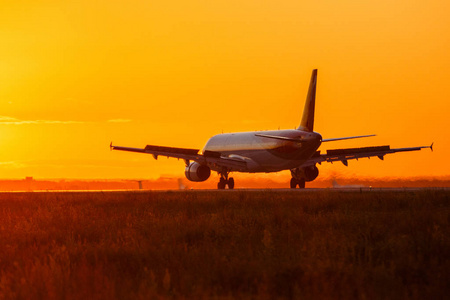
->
110, 142, 113, 151
298, 69, 317, 132
430, 142, 434, 152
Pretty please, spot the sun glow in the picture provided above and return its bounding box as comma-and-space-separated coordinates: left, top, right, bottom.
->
0, 0, 448, 179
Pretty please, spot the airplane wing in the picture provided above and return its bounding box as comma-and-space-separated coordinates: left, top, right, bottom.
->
303, 144, 433, 167
322, 134, 376, 142
110, 143, 248, 171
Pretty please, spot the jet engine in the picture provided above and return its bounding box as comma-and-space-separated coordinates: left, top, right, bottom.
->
303, 165, 319, 182
185, 162, 211, 182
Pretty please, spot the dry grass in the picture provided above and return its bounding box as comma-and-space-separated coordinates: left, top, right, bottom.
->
0, 190, 448, 299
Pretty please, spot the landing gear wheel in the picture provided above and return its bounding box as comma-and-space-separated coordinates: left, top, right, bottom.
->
217, 178, 227, 190
298, 179, 306, 189
290, 178, 298, 189
218, 179, 226, 189
227, 177, 235, 189
290, 178, 306, 189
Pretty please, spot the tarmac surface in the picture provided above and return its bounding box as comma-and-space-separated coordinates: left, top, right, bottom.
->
0, 187, 448, 193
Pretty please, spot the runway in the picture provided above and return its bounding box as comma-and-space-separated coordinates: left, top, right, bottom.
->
0, 187, 448, 194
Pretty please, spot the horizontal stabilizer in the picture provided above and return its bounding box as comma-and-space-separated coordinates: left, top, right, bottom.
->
322, 134, 376, 142
255, 133, 305, 143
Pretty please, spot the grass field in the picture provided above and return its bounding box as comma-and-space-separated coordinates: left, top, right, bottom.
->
0, 190, 448, 299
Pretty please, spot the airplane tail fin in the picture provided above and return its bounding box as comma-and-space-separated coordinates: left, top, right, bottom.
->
297, 69, 317, 132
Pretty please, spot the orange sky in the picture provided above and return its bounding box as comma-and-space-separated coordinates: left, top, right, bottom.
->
0, 0, 448, 180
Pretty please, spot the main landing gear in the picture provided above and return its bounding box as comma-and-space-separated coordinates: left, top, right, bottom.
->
290, 168, 306, 189
217, 171, 234, 189
290, 177, 305, 189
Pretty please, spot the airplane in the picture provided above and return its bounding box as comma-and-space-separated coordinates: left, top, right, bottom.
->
111, 69, 433, 189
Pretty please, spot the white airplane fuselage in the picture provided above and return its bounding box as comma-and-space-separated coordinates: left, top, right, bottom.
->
203, 129, 322, 173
